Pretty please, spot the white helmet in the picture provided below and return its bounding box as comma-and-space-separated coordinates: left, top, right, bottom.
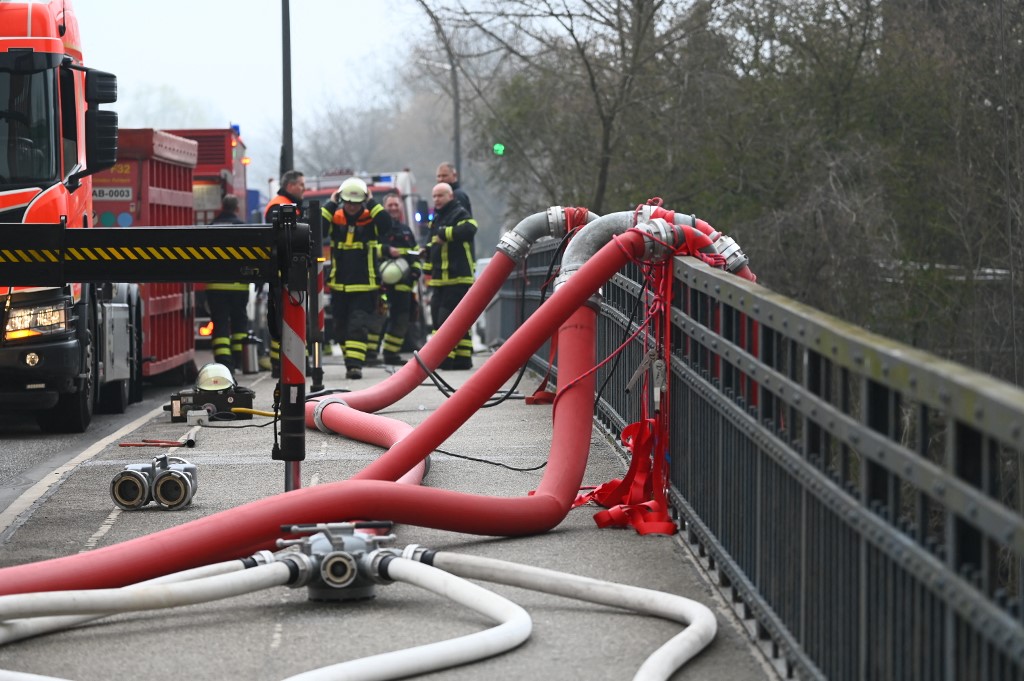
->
378, 258, 410, 285
339, 177, 369, 203
195, 362, 236, 392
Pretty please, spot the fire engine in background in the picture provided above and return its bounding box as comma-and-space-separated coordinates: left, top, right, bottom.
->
0, 0, 148, 432
166, 127, 248, 224
91, 129, 201, 384
166, 127, 251, 347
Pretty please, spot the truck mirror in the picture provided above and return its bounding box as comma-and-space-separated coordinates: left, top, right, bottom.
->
84, 68, 117, 105
83, 109, 119, 174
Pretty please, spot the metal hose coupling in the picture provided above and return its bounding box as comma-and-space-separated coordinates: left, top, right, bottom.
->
636, 218, 683, 262
710, 234, 751, 273
312, 396, 349, 433
276, 521, 397, 601
497, 207, 567, 262
546, 205, 568, 240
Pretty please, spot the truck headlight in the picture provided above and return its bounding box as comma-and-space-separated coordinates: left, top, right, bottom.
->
5, 303, 69, 340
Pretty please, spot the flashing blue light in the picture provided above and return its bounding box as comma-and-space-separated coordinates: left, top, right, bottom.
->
414, 211, 422, 222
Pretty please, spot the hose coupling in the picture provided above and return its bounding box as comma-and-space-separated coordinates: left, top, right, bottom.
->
277, 521, 397, 601
546, 205, 567, 240
710, 234, 750, 273
249, 550, 276, 565
636, 218, 680, 262
278, 552, 316, 587
636, 204, 659, 222
312, 396, 349, 433
553, 264, 603, 309
363, 548, 404, 584
552, 263, 582, 291
319, 551, 358, 589
496, 229, 531, 263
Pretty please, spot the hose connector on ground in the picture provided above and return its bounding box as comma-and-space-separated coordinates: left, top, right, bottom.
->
276, 521, 397, 601
274, 551, 316, 587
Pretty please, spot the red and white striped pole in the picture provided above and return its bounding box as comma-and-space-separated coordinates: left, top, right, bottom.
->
272, 204, 309, 491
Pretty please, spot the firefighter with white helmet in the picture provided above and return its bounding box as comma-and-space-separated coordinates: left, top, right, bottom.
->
322, 176, 397, 380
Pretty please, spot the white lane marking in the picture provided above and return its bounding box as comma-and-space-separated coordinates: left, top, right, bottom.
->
0, 403, 167, 535
79, 508, 122, 552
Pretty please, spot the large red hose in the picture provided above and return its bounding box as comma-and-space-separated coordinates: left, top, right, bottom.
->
321, 252, 518, 414
0, 230, 641, 595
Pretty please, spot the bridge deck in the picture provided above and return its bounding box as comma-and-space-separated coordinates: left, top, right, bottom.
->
0, 350, 774, 681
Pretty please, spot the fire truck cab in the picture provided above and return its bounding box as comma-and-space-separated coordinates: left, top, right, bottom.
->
0, 0, 133, 432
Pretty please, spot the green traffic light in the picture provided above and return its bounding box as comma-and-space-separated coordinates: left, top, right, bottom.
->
492, 142, 505, 156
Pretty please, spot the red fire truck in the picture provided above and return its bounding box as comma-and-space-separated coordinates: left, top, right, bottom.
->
90, 129, 201, 382
166, 127, 249, 224
165, 128, 251, 346
0, 0, 144, 431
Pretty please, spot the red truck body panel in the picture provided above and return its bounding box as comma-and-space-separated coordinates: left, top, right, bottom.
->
92, 129, 199, 377
166, 128, 248, 224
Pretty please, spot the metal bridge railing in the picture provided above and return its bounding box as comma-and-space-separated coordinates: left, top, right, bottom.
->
491, 240, 1024, 681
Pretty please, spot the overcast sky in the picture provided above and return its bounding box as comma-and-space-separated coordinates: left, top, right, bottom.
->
74, 1, 428, 192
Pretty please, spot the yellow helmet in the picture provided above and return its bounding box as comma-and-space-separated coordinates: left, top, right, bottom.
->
339, 177, 369, 203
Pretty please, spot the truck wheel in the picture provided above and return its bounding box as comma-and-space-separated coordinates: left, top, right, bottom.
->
98, 379, 130, 414
37, 328, 96, 433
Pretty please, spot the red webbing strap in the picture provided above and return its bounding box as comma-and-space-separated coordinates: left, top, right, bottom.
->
574, 418, 653, 510
582, 419, 675, 535
573, 256, 676, 535
565, 206, 591, 231
639, 263, 675, 535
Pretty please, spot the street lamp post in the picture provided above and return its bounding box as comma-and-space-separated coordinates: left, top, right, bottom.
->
280, 0, 294, 175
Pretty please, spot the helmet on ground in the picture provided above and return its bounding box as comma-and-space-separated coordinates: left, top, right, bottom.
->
378, 258, 410, 285
339, 177, 369, 203
195, 362, 236, 392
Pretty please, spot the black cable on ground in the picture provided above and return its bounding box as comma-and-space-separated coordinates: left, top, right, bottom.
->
432, 447, 547, 472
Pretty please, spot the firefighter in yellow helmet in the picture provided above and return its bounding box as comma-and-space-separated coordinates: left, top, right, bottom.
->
322, 177, 397, 380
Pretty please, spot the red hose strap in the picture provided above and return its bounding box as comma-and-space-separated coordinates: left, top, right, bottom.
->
564, 206, 591, 231
573, 419, 676, 535
649, 206, 676, 225
526, 333, 558, 405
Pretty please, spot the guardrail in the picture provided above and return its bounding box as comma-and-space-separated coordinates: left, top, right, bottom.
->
489, 239, 1024, 680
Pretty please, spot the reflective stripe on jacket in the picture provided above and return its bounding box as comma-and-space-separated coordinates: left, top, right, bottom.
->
324, 200, 394, 293
424, 200, 476, 286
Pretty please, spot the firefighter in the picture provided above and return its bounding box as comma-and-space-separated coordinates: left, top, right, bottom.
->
424, 181, 477, 370
379, 193, 422, 365
322, 177, 397, 380
205, 194, 249, 373
262, 170, 306, 377
436, 162, 472, 215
